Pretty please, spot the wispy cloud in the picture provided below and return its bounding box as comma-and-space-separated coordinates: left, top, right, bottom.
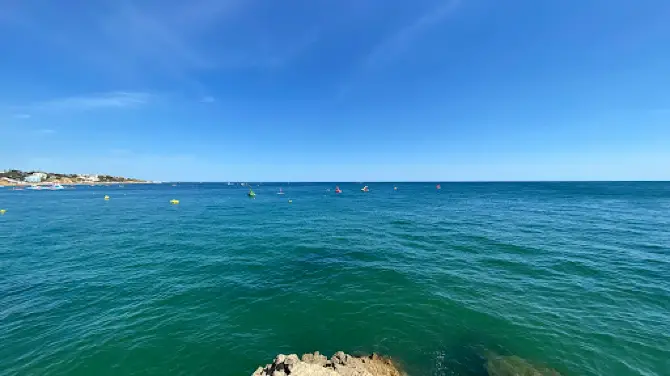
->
335, 0, 462, 100
13, 113, 31, 119
200, 96, 215, 103
29, 92, 150, 112
34, 129, 56, 135
109, 148, 133, 155
2, 0, 319, 96
364, 0, 461, 67
95, 1, 220, 72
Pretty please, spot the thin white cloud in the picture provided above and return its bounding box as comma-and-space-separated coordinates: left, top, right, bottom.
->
200, 96, 215, 103
3, 0, 318, 97
13, 113, 31, 119
31, 92, 150, 111
336, 0, 462, 100
98, 2, 217, 70
110, 148, 133, 155
34, 129, 56, 135
364, 0, 461, 67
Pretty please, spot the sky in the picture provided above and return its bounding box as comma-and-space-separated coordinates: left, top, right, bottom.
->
1, 0, 669, 182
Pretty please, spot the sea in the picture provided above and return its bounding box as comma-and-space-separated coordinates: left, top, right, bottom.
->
1, 182, 668, 376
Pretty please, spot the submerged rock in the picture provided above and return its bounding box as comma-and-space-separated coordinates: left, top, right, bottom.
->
252, 352, 405, 376
486, 354, 561, 376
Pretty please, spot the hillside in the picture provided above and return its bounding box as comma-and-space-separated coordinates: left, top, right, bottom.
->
0, 169, 147, 185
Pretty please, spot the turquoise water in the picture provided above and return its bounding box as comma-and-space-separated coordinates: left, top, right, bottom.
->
1, 182, 668, 376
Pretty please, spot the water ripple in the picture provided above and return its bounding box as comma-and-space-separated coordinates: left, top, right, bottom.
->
1, 182, 669, 375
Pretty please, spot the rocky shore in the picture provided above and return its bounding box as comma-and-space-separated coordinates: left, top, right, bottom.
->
252, 351, 562, 376
252, 352, 405, 376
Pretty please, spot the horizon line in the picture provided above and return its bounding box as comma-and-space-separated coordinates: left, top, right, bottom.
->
162, 180, 670, 183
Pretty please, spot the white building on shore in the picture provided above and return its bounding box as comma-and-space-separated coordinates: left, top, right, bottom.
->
25, 172, 47, 183
78, 174, 99, 182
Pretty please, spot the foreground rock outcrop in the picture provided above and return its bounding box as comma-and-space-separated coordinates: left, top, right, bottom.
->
251, 351, 405, 376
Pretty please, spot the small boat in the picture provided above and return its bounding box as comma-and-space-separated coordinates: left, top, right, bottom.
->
436, 184, 441, 190
248, 189, 256, 198
26, 185, 42, 190
361, 185, 369, 192
335, 186, 342, 194
277, 188, 285, 195
48, 184, 64, 190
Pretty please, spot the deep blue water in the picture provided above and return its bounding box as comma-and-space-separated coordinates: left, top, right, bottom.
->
1, 182, 669, 375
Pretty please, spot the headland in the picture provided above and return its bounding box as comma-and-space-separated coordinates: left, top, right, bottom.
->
0, 169, 149, 186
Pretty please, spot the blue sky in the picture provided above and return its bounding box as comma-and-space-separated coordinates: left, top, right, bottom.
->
1, 0, 669, 181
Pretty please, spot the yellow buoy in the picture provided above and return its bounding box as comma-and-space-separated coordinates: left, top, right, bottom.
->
170, 199, 179, 205
0, 209, 6, 215
104, 195, 110, 200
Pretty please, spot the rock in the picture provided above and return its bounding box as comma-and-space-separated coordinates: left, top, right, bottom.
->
316, 355, 328, 365
285, 353, 300, 372
486, 354, 561, 376
331, 351, 349, 365
251, 351, 405, 376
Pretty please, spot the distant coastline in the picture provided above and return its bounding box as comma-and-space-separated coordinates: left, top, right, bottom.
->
0, 169, 151, 186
